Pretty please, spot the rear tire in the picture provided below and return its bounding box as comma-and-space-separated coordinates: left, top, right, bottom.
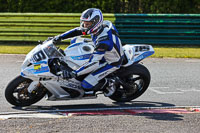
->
109, 64, 150, 102
5, 75, 47, 106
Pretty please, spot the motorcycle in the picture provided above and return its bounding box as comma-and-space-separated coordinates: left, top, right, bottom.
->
5, 37, 154, 106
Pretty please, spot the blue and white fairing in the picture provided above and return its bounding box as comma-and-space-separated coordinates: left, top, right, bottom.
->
21, 36, 154, 79
64, 37, 154, 69
122, 44, 155, 67
64, 41, 95, 70
18, 37, 154, 100
20, 40, 82, 98
21, 40, 63, 79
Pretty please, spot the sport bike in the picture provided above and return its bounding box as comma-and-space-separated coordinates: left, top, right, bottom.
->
5, 37, 154, 106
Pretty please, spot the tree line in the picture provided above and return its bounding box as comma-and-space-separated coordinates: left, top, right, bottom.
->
0, 0, 199, 13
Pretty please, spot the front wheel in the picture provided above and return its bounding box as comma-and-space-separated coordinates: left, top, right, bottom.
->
109, 64, 151, 102
5, 76, 47, 106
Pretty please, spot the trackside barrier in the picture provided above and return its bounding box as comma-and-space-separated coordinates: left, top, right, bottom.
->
0, 13, 199, 45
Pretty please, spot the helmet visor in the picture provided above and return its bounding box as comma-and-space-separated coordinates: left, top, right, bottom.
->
80, 15, 100, 33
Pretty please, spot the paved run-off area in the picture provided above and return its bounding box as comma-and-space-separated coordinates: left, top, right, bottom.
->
0, 107, 200, 133
0, 108, 200, 133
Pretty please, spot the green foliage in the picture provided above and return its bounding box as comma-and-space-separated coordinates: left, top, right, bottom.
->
0, 0, 199, 13
0, 0, 8, 11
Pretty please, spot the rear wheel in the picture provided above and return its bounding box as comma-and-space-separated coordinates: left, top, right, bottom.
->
5, 75, 47, 106
109, 64, 150, 102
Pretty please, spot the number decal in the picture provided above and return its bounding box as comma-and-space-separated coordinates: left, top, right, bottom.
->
135, 46, 150, 52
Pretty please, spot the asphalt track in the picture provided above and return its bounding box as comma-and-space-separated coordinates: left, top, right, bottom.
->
0, 54, 200, 133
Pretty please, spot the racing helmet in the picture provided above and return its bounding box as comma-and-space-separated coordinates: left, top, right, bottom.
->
80, 8, 103, 35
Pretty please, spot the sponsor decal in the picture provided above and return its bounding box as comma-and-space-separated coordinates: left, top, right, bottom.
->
71, 54, 92, 60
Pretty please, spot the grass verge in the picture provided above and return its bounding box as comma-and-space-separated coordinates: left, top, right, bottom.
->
0, 44, 200, 58
152, 46, 200, 58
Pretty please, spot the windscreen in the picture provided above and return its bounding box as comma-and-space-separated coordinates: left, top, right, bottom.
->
43, 42, 62, 58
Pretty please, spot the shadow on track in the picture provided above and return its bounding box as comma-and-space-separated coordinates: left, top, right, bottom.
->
12, 101, 175, 111
137, 113, 184, 121
11, 101, 184, 121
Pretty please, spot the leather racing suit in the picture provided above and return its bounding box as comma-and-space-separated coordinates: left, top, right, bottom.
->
59, 21, 124, 90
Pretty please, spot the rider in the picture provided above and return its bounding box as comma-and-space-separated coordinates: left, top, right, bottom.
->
52, 8, 124, 96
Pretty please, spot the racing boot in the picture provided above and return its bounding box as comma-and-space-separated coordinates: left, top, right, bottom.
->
83, 79, 107, 97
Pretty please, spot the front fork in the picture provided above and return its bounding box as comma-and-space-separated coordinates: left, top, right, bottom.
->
27, 81, 40, 93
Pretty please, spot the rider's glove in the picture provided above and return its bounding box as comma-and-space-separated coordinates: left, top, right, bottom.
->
52, 35, 62, 44
62, 70, 77, 79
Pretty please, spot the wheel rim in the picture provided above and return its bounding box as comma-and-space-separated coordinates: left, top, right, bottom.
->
116, 74, 145, 99
13, 81, 31, 103
12, 80, 45, 104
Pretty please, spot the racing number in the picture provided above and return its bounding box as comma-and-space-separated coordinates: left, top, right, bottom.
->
135, 46, 150, 52
33, 50, 46, 62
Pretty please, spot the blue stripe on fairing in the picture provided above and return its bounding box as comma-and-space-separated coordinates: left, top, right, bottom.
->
81, 80, 93, 89
75, 66, 85, 73
134, 51, 155, 62
71, 54, 92, 60
34, 66, 49, 74
33, 61, 47, 65
92, 64, 113, 76
28, 66, 49, 74
68, 42, 83, 49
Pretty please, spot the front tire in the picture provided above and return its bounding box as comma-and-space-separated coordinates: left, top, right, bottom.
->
5, 75, 47, 106
109, 64, 151, 102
